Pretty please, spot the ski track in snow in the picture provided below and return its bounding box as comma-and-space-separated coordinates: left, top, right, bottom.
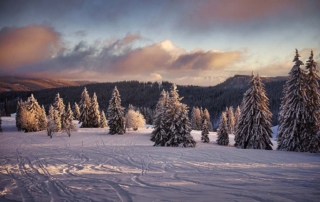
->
0, 117, 320, 202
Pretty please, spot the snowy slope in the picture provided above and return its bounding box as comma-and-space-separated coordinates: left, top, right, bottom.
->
0, 117, 319, 202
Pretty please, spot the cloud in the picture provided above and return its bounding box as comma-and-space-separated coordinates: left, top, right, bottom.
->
187, 0, 300, 23
0, 29, 243, 86
0, 25, 61, 69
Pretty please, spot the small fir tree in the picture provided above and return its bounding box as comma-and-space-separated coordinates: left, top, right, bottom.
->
151, 90, 168, 146
277, 49, 310, 152
191, 107, 202, 130
234, 106, 241, 132
216, 112, 229, 146
39, 105, 47, 130
234, 74, 273, 150
107, 86, 126, 134
89, 93, 101, 128
62, 103, 76, 137
79, 87, 91, 128
227, 106, 235, 134
73, 102, 80, 120
53, 93, 65, 122
201, 119, 210, 143
100, 110, 107, 128
202, 108, 213, 132
54, 109, 62, 132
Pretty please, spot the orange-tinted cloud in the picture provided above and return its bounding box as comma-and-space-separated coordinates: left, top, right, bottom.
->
193, 0, 301, 22
0, 25, 61, 69
0, 29, 243, 86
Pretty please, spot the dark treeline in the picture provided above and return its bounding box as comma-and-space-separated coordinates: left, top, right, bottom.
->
0, 75, 286, 127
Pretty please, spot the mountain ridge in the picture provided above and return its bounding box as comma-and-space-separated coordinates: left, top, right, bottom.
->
0, 76, 97, 93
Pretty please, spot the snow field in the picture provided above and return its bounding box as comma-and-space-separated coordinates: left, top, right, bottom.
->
0, 117, 319, 202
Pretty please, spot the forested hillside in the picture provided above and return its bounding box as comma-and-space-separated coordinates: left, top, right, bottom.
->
0, 76, 96, 92
0, 75, 286, 126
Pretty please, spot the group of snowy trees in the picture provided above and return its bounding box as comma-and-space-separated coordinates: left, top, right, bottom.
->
216, 106, 241, 146
78, 87, 107, 128
46, 93, 76, 137
277, 50, 320, 153
16, 94, 47, 132
151, 84, 196, 147
191, 107, 213, 131
106, 87, 147, 133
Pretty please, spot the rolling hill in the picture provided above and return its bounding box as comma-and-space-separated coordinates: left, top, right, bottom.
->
0, 76, 97, 92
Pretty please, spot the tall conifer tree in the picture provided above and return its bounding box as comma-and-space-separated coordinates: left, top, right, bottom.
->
163, 84, 196, 147
79, 87, 91, 128
305, 50, 320, 152
73, 102, 80, 120
89, 93, 101, 128
277, 49, 310, 152
107, 86, 126, 134
235, 74, 273, 150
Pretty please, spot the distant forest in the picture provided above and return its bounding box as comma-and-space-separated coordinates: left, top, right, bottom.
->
0, 75, 286, 127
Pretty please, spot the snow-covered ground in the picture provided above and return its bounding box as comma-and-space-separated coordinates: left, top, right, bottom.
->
0, 117, 319, 202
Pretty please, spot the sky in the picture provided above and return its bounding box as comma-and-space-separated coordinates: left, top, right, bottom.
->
0, 0, 319, 86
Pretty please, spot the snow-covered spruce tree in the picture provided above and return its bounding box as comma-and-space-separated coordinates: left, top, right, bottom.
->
277, 49, 310, 152
216, 112, 229, 146
125, 109, 146, 131
26, 94, 42, 131
89, 93, 100, 128
100, 110, 107, 128
201, 119, 210, 143
202, 108, 213, 132
227, 106, 235, 134
73, 102, 80, 120
39, 105, 47, 130
304, 50, 320, 152
20, 106, 37, 132
234, 106, 241, 132
79, 87, 91, 128
151, 90, 168, 146
62, 103, 76, 137
107, 86, 126, 134
53, 109, 62, 132
191, 107, 202, 130
163, 84, 196, 147
234, 74, 273, 150
53, 93, 65, 123
49, 105, 55, 120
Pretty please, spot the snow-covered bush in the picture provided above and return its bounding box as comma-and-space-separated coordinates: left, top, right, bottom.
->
125, 109, 146, 131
